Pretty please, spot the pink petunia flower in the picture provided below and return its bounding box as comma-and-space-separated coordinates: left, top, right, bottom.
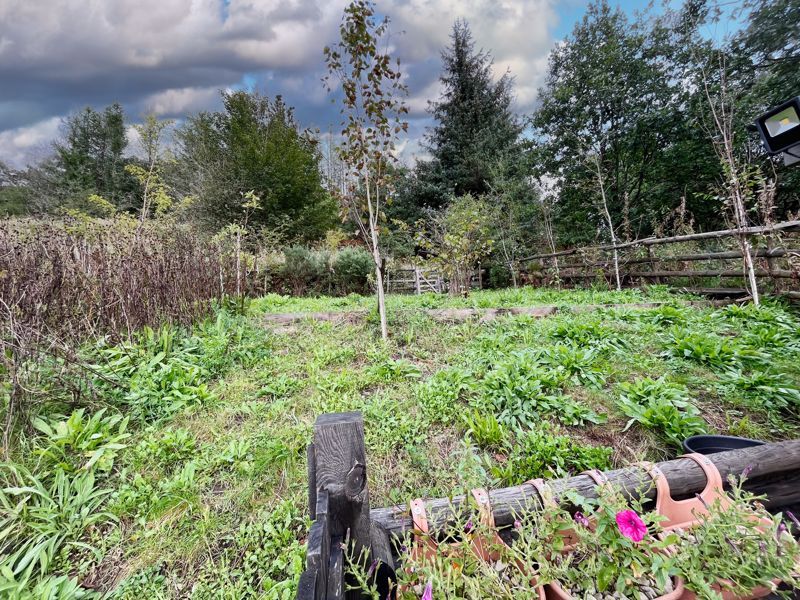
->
616, 510, 647, 542
421, 581, 433, 600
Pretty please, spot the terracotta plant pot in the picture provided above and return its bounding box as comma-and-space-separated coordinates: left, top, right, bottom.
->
677, 579, 773, 600
639, 454, 730, 533
639, 455, 788, 600
406, 489, 546, 600
544, 577, 685, 600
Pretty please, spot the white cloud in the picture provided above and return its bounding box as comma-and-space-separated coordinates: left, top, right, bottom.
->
385, 0, 557, 111
141, 86, 221, 117
0, 0, 561, 166
0, 117, 61, 168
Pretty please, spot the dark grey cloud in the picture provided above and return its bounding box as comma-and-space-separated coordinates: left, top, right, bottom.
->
0, 0, 558, 168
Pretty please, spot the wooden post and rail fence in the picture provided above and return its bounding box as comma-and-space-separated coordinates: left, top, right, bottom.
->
297, 412, 800, 600
520, 219, 800, 299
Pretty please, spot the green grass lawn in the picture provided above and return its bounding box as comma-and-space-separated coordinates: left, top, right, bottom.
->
4, 288, 799, 599
251, 284, 699, 314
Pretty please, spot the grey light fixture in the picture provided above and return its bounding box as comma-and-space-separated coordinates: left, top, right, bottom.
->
755, 96, 800, 166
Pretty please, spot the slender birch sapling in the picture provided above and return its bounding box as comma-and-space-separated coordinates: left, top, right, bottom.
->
324, 0, 408, 340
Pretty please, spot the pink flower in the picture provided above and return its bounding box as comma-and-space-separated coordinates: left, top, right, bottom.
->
616, 510, 647, 542
574, 511, 590, 527
421, 581, 433, 600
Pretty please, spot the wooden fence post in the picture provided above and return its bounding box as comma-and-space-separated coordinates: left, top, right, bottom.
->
299, 412, 371, 600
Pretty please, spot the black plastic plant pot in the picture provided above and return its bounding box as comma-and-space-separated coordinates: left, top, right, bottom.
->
683, 435, 765, 455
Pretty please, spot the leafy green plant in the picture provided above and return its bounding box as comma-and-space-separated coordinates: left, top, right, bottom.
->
544, 485, 677, 597
133, 427, 196, 468
190, 502, 306, 599
616, 377, 706, 447
0, 464, 114, 586
663, 328, 766, 369
257, 375, 302, 400
463, 411, 508, 450
32, 409, 129, 474
716, 369, 800, 414
416, 367, 477, 423
367, 358, 422, 382
616, 378, 707, 448
549, 319, 625, 352
476, 350, 603, 428
0, 570, 100, 599
539, 344, 606, 387
489, 423, 612, 485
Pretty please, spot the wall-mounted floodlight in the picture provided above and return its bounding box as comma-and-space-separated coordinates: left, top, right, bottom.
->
755, 96, 800, 166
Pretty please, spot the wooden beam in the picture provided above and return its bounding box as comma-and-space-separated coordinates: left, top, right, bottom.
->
521, 220, 800, 262
680, 288, 749, 298
629, 269, 795, 279
370, 439, 800, 538
558, 248, 800, 269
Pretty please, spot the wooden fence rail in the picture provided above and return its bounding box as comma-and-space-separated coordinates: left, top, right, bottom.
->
520, 219, 800, 296
297, 412, 800, 600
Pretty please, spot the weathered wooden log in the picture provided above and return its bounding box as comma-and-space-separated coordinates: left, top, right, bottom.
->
680, 287, 749, 298
629, 269, 795, 279
521, 220, 800, 262
370, 439, 800, 538
558, 248, 800, 270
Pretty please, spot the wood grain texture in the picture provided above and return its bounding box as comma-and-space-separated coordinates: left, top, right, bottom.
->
313, 412, 371, 556
306, 490, 330, 599
296, 568, 318, 600
370, 440, 800, 537
327, 536, 343, 600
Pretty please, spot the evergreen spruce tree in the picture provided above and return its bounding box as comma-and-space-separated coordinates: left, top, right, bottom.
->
421, 20, 522, 207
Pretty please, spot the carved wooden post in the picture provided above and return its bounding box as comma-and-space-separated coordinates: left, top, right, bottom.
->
313, 412, 371, 552
299, 412, 371, 600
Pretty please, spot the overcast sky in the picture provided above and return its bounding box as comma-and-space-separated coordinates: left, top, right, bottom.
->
0, 0, 666, 169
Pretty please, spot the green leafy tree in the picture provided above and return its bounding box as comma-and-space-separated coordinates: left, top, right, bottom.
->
126, 114, 174, 225
532, 0, 720, 245
324, 0, 408, 340
173, 91, 336, 242
416, 194, 494, 296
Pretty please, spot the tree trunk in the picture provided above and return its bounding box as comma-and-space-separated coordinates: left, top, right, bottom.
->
593, 153, 621, 291
365, 172, 388, 341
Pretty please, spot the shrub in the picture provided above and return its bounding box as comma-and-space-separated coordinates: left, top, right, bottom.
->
616, 377, 707, 448
281, 246, 329, 295
331, 247, 372, 295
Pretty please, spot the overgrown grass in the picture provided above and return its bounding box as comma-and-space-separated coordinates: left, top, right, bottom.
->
251, 284, 695, 314
2, 288, 799, 598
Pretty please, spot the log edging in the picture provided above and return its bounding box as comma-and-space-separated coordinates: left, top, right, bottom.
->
370, 439, 800, 538
265, 298, 733, 326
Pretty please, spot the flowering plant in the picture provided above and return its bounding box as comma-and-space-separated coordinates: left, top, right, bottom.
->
544, 485, 678, 599
670, 475, 800, 600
